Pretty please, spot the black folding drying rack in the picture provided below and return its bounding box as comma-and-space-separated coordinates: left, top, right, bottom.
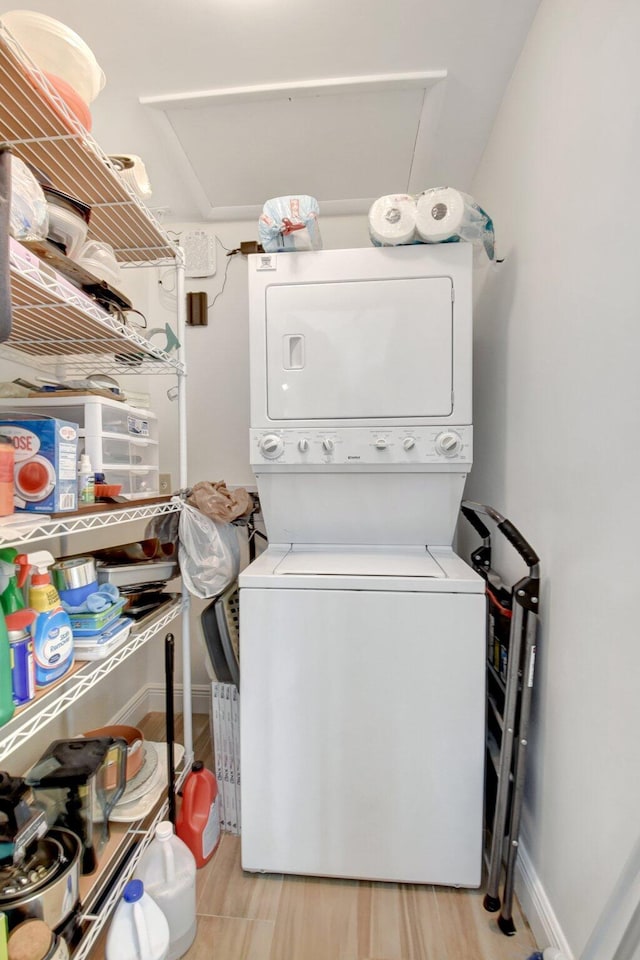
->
460, 500, 540, 936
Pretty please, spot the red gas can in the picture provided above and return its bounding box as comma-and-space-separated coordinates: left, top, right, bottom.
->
176, 761, 221, 868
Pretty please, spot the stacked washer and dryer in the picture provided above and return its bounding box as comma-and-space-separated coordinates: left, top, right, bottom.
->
239, 244, 486, 886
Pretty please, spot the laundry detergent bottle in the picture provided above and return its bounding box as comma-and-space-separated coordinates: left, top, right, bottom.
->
15, 551, 74, 687
135, 821, 197, 960
176, 762, 221, 868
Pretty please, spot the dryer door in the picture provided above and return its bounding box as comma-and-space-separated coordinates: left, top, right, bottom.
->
265, 276, 453, 421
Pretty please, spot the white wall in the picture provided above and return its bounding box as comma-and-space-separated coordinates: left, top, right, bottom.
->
462, 0, 640, 955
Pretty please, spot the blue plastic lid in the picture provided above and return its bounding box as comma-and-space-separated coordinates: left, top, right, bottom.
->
124, 879, 144, 903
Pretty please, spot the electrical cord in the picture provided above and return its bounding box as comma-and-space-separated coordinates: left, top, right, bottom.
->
208, 249, 239, 311
114, 306, 148, 329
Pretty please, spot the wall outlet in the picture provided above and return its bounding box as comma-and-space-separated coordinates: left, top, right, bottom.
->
159, 473, 172, 495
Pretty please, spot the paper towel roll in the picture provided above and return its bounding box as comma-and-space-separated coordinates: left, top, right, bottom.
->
415, 187, 466, 242
368, 195, 416, 246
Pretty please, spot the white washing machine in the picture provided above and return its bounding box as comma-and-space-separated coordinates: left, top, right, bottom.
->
240, 244, 486, 886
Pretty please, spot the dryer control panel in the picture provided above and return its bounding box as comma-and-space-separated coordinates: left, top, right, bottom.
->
251, 426, 473, 466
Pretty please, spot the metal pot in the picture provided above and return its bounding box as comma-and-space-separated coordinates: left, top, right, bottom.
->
0, 828, 81, 930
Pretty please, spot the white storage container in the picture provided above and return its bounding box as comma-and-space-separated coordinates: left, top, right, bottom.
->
105, 468, 159, 498
0, 395, 160, 498
2, 10, 106, 105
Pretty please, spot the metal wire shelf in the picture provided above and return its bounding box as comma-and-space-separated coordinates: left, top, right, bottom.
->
0, 598, 183, 763
0, 497, 181, 548
4, 241, 185, 375
0, 22, 177, 264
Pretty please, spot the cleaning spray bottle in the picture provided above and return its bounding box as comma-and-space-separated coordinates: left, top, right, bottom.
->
15, 551, 74, 688
0, 547, 23, 615
0, 548, 36, 706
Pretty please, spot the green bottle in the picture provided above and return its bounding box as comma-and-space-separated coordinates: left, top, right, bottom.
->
0, 609, 14, 726
0, 549, 23, 724
0, 548, 24, 616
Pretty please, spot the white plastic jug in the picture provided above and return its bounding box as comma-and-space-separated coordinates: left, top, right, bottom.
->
135, 821, 197, 960
106, 879, 170, 960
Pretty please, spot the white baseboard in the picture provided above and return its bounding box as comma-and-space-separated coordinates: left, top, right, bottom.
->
111, 682, 211, 726
516, 841, 574, 960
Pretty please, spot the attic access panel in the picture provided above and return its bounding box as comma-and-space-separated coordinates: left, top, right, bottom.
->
142, 72, 446, 217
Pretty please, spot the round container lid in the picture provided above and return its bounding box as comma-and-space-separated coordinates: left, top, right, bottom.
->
155, 821, 174, 842
123, 879, 144, 903
7, 918, 54, 960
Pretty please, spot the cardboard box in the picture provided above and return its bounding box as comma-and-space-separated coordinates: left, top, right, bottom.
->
0, 417, 78, 512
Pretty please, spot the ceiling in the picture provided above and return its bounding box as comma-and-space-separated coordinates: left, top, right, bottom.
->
0, 0, 541, 222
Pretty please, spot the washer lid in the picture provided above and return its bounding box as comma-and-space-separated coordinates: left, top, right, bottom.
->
274, 544, 446, 578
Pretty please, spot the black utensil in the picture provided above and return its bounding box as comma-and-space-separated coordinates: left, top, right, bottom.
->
165, 633, 176, 824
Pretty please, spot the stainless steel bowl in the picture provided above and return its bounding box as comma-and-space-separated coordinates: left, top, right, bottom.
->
52, 557, 96, 591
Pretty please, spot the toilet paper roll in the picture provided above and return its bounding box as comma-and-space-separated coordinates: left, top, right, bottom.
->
368, 195, 416, 246
415, 187, 466, 243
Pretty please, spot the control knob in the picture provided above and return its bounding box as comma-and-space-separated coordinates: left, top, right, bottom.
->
375, 438, 388, 450
298, 438, 309, 453
403, 437, 416, 451
322, 438, 335, 453
435, 431, 463, 457
259, 434, 284, 459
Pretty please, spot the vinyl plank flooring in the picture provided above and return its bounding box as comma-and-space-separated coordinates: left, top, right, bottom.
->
433, 883, 535, 960
197, 834, 283, 922
182, 915, 274, 960
363, 882, 447, 960
268, 873, 361, 960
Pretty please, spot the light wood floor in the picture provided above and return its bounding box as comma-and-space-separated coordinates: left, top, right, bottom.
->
96, 713, 538, 960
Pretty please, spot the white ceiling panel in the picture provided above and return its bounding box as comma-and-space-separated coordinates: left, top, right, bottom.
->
149, 77, 442, 218
0, 0, 543, 221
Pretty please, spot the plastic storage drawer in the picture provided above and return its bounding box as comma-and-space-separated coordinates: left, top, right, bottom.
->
103, 468, 159, 498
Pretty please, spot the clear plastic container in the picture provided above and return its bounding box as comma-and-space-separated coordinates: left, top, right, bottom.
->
82, 434, 159, 473
2, 10, 106, 104
106, 879, 169, 960
103, 469, 159, 498
135, 821, 197, 960
76, 239, 121, 288
46, 196, 89, 260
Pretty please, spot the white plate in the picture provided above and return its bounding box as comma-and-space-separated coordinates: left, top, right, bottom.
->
118, 742, 160, 804
109, 742, 185, 822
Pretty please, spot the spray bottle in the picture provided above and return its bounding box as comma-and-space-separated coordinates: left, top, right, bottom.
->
15, 551, 74, 688
0, 547, 23, 616
0, 548, 36, 706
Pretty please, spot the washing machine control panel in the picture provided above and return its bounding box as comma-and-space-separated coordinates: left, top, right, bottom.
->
251, 427, 473, 466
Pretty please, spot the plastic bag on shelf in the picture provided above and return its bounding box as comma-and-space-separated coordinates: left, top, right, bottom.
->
416, 187, 495, 261
179, 503, 240, 599
187, 480, 253, 524
258, 195, 322, 253
9, 155, 49, 242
